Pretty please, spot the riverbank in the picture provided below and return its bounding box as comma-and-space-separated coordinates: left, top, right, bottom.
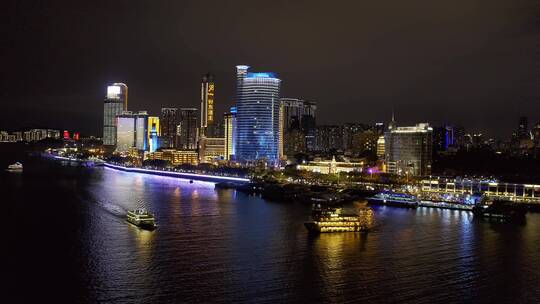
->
104, 163, 251, 183
7, 163, 540, 303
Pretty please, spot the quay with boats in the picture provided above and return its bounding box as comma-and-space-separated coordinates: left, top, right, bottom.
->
367, 191, 419, 208
472, 200, 527, 222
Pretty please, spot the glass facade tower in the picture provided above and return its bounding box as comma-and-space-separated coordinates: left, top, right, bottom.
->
177, 108, 198, 150
103, 83, 128, 146
135, 111, 148, 151
115, 111, 149, 152
224, 107, 237, 160
161, 108, 178, 148
116, 112, 136, 152
385, 123, 433, 176
235, 65, 281, 164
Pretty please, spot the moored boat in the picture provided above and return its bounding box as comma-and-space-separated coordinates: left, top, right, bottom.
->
6, 162, 23, 172
367, 191, 419, 208
126, 208, 156, 230
472, 201, 526, 222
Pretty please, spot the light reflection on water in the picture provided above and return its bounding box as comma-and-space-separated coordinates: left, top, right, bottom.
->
6, 165, 540, 303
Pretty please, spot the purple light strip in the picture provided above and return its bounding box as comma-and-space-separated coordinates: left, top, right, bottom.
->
104, 163, 250, 183
49, 155, 76, 161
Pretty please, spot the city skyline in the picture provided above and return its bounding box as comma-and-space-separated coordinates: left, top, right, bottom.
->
5, 3, 540, 304
4, 1, 540, 138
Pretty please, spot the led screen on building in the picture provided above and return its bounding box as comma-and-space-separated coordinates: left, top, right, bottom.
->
107, 85, 121, 99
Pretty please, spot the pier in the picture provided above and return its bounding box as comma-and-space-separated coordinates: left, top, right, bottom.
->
42, 153, 105, 166
421, 178, 540, 205
418, 201, 473, 211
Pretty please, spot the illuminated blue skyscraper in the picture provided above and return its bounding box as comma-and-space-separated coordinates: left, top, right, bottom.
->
235, 65, 281, 164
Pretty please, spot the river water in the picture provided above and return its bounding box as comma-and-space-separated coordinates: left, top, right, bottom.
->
4, 158, 540, 303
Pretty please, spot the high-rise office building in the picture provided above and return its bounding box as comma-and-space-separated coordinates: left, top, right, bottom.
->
351, 130, 378, 155
279, 102, 285, 158
445, 125, 455, 149
385, 123, 433, 176
103, 83, 128, 146
453, 126, 466, 148
116, 111, 149, 152
533, 123, 540, 145
177, 108, 198, 150
375, 122, 385, 135
116, 112, 136, 152
134, 111, 148, 151
376, 135, 385, 159
281, 98, 317, 128
148, 117, 160, 137
280, 98, 317, 155
432, 126, 446, 152
518, 116, 529, 140
224, 107, 237, 160
147, 116, 160, 153
302, 113, 317, 152
235, 65, 281, 164
433, 125, 457, 151
148, 117, 160, 153
315, 125, 343, 152
284, 129, 307, 156
201, 73, 215, 137
160, 108, 178, 148
342, 123, 366, 151
281, 98, 305, 130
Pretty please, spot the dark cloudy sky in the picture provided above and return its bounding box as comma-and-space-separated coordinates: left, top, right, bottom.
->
2, 0, 540, 138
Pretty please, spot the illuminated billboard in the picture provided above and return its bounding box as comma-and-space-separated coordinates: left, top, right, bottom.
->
107, 85, 121, 99
207, 83, 214, 123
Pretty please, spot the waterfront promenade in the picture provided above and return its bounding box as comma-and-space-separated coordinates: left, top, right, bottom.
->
421, 178, 540, 205
104, 163, 251, 183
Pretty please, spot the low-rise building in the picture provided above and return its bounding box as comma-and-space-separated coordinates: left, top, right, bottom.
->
146, 149, 199, 166
297, 156, 365, 174
199, 137, 225, 163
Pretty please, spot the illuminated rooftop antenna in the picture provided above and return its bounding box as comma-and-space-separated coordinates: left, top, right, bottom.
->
389, 108, 396, 130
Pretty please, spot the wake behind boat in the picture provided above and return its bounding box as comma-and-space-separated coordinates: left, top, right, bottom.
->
6, 162, 23, 172
126, 208, 156, 230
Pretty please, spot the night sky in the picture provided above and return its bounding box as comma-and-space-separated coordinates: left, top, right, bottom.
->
3, 0, 540, 138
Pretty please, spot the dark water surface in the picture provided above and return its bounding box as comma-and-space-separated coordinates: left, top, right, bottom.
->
4, 158, 540, 303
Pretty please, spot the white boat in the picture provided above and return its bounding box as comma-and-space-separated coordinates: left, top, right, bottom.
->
126, 208, 156, 230
6, 162, 23, 172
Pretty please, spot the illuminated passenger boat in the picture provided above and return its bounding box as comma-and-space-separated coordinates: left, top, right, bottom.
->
126, 208, 156, 230
6, 162, 23, 172
304, 205, 373, 233
367, 191, 419, 208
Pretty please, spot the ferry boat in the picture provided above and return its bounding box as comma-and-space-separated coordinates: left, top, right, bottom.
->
126, 208, 156, 230
472, 201, 526, 222
304, 205, 373, 233
6, 162, 23, 172
367, 191, 419, 208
